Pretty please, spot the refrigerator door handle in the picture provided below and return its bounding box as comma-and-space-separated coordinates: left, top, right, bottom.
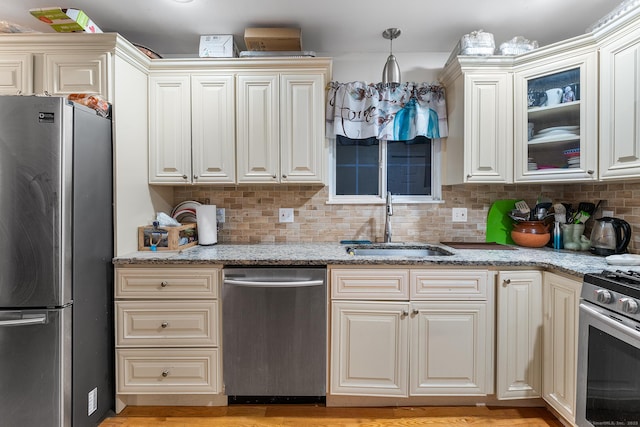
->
0, 314, 47, 327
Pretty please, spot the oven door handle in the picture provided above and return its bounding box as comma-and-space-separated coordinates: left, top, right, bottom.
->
224, 279, 324, 288
581, 302, 640, 340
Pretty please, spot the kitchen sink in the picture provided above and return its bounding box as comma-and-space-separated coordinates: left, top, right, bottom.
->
345, 244, 453, 257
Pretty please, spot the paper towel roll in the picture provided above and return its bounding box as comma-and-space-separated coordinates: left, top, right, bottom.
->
196, 205, 217, 245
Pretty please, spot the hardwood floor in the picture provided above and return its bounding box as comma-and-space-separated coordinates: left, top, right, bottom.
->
99, 405, 564, 426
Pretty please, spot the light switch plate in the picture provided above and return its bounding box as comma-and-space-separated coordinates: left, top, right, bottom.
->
279, 208, 294, 223
216, 208, 225, 223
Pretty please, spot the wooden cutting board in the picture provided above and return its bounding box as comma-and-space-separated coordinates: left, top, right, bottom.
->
440, 242, 517, 250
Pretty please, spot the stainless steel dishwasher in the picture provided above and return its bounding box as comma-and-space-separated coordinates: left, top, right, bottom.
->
222, 267, 326, 403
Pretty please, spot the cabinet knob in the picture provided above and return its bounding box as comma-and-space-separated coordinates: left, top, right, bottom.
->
402, 310, 409, 317
160, 281, 168, 287
412, 309, 420, 315
282, 174, 287, 179
502, 278, 511, 286
272, 175, 277, 179
193, 175, 198, 180
467, 174, 472, 179
161, 321, 169, 328
161, 370, 170, 378
587, 170, 594, 175
182, 174, 188, 180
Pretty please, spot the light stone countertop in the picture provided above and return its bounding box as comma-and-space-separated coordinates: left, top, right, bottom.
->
112, 242, 621, 279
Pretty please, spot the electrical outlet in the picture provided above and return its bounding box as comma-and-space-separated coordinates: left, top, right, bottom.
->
279, 208, 294, 223
452, 207, 468, 222
216, 208, 225, 223
602, 210, 614, 218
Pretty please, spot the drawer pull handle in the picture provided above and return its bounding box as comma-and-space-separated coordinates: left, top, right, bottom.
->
160, 281, 168, 287
161, 321, 168, 328
161, 370, 170, 377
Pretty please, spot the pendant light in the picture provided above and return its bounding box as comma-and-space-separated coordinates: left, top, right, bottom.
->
382, 28, 401, 85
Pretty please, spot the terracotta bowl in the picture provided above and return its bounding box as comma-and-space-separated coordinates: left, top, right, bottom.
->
511, 230, 550, 248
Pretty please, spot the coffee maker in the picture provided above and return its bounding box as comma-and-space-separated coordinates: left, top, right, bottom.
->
589, 217, 631, 256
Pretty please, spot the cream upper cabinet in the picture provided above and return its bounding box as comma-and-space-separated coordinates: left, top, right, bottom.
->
0, 49, 110, 99
37, 52, 110, 99
0, 53, 33, 95
148, 73, 236, 184
236, 73, 280, 183
598, 14, 640, 180
440, 59, 513, 184
148, 74, 192, 184
496, 270, 543, 400
191, 74, 236, 183
542, 272, 581, 425
513, 46, 598, 183
237, 72, 325, 184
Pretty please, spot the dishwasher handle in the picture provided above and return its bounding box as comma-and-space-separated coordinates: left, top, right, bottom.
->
224, 278, 324, 288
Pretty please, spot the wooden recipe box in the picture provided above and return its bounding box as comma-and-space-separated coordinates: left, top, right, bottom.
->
138, 223, 198, 251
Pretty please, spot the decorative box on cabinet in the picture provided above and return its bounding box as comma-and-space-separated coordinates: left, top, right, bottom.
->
114, 266, 224, 412
329, 267, 493, 400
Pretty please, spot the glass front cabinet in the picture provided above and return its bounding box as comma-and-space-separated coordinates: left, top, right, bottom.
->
513, 49, 598, 182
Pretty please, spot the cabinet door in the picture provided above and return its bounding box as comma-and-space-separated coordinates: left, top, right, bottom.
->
191, 74, 236, 183
280, 73, 325, 183
148, 75, 192, 184
411, 301, 492, 395
0, 53, 33, 95
513, 51, 598, 182
496, 270, 542, 399
542, 272, 581, 424
40, 52, 109, 100
464, 72, 513, 183
599, 25, 640, 179
330, 301, 409, 396
236, 73, 279, 183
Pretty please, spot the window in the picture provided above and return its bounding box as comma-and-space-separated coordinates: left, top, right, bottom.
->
330, 135, 441, 204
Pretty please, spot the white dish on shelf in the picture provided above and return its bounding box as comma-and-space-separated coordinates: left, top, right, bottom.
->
528, 134, 581, 144
536, 125, 580, 135
606, 254, 640, 266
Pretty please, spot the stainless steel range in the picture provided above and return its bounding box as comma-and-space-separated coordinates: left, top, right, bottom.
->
576, 270, 640, 427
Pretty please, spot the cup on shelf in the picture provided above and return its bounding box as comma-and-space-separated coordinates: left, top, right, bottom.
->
546, 88, 563, 106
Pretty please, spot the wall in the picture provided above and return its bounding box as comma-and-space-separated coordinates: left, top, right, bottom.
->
173, 181, 639, 253
160, 52, 639, 255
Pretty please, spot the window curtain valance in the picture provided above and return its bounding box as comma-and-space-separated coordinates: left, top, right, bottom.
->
325, 81, 448, 141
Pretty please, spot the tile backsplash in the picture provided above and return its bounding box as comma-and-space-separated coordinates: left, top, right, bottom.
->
174, 182, 639, 253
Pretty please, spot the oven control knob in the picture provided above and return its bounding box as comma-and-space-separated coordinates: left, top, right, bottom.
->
620, 298, 639, 314
595, 289, 613, 304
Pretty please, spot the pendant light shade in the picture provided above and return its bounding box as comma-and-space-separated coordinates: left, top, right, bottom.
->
382, 28, 401, 84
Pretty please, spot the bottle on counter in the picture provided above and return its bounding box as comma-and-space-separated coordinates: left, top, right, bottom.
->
553, 221, 563, 250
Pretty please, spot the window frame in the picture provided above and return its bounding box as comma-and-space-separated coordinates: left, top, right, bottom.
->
327, 137, 443, 205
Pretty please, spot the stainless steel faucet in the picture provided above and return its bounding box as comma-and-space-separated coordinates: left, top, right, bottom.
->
384, 191, 393, 243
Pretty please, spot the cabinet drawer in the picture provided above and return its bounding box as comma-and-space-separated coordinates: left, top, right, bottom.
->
116, 301, 218, 347
410, 270, 489, 300
116, 348, 220, 394
116, 267, 220, 298
331, 268, 409, 300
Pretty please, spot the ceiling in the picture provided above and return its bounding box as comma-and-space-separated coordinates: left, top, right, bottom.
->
1, 0, 622, 57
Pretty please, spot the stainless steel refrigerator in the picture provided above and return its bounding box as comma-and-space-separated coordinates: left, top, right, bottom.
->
0, 96, 114, 426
